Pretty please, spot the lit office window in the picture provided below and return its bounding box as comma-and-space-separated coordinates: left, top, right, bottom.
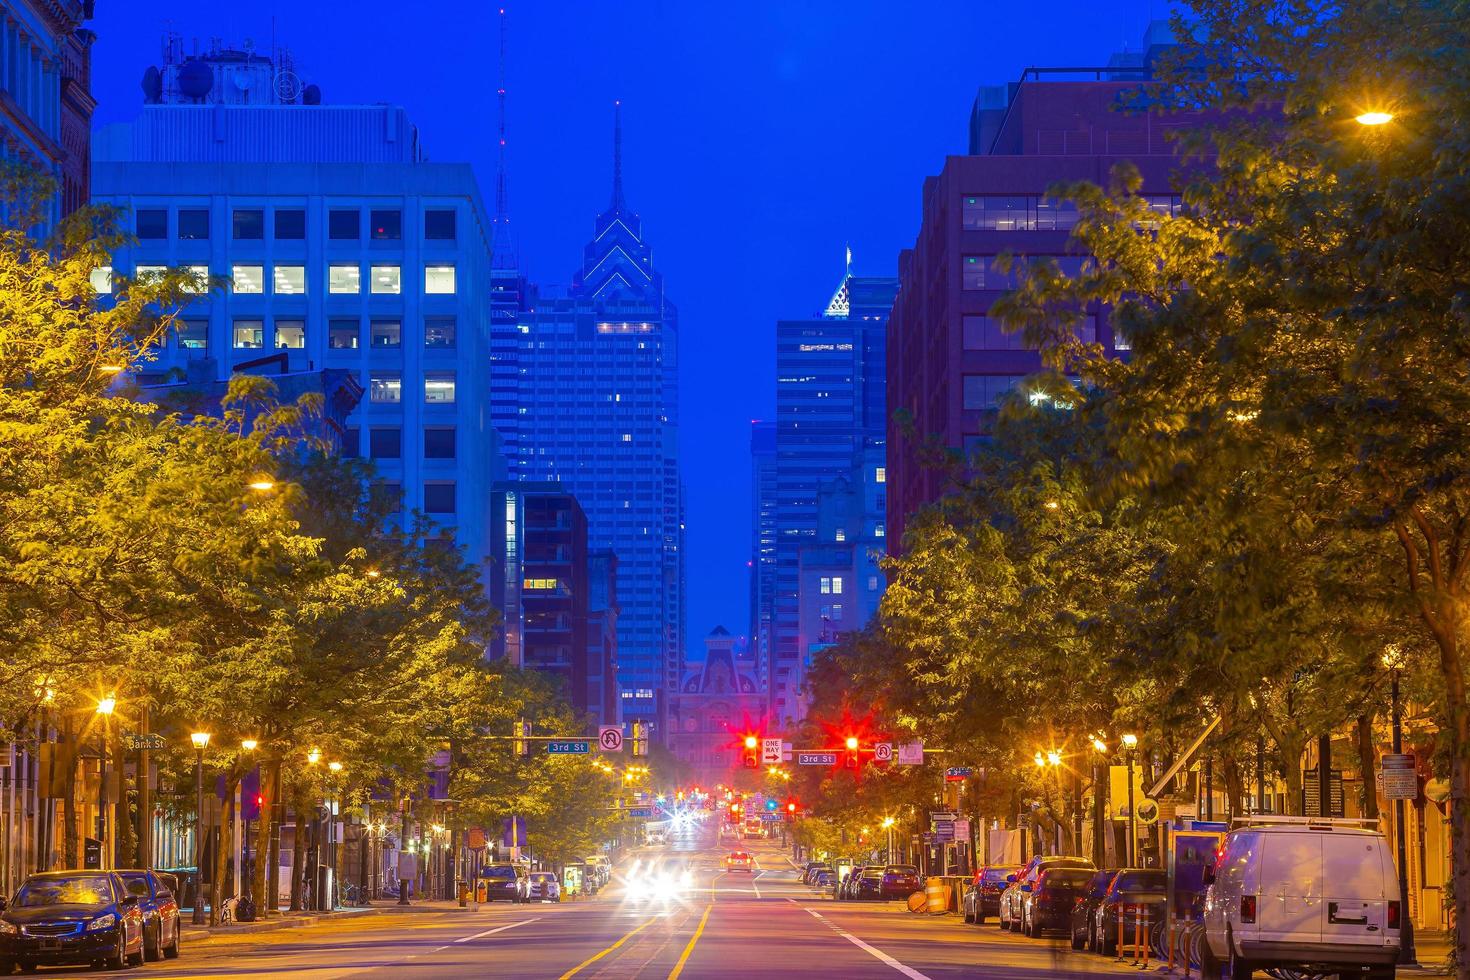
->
176, 319, 207, 350
424, 372, 456, 404
875, 524, 885, 538
274, 265, 306, 295
370, 265, 401, 294
232, 209, 264, 239
369, 374, 401, 403
834, 528, 846, 542
231, 264, 264, 294
328, 319, 359, 350
370, 209, 402, 240
177, 209, 210, 240
424, 210, 456, 240
274, 208, 306, 239
424, 427, 456, 459
370, 319, 401, 349
875, 467, 886, 484
275, 319, 306, 349
329, 209, 359, 240
820, 576, 844, 595
424, 264, 456, 294
181, 264, 209, 294
868, 575, 879, 591
136, 209, 166, 239
423, 482, 456, 514
90, 265, 112, 294
424, 316, 456, 349
329, 264, 361, 294
232, 319, 265, 349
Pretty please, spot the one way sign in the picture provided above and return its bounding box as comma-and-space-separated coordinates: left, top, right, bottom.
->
761, 738, 783, 765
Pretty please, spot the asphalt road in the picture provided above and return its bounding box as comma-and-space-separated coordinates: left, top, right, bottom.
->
19, 819, 1133, 979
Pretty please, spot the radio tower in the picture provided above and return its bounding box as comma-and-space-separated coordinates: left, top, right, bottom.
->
491, 6, 517, 269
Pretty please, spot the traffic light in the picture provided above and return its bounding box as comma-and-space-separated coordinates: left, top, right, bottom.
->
743, 734, 759, 768
845, 735, 860, 769
514, 718, 532, 757
786, 800, 799, 820
765, 799, 778, 812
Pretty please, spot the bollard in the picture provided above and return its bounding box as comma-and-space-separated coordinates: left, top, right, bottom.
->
1116, 904, 1128, 962
1168, 918, 1175, 972
1131, 905, 1142, 967
1139, 905, 1150, 969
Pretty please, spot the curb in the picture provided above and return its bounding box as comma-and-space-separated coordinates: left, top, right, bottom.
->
182, 902, 479, 941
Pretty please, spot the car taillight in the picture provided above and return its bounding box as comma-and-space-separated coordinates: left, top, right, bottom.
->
1387, 901, 1401, 929
1240, 896, 1256, 923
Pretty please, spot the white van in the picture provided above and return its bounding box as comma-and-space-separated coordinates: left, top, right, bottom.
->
1200, 816, 1400, 979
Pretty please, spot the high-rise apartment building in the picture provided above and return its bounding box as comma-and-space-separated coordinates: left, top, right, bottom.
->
767, 261, 897, 725
747, 420, 777, 698
493, 106, 684, 735
888, 24, 1188, 547
92, 37, 502, 584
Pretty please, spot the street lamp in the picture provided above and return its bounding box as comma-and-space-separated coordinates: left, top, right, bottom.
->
248, 479, 276, 492
1355, 110, 1394, 126
94, 696, 117, 872
307, 747, 321, 765
190, 732, 211, 924
1120, 734, 1138, 867
1089, 738, 1109, 868
1383, 646, 1418, 965
241, 739, 258, 752
882, 816, 896, 864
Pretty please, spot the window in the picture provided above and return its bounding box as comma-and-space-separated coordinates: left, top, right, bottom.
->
424, 316, 456, 348
369, 427, 402, 459
369, 373, 401, 403
342, 427, 360, 458
834, 528, 846, 542
177, 209, 209, 240
181, 264, 209, 294
328, 319, 359, 350
232, 209, 264, 239
424, 427, 456, 459
329, 264, 360, 294
423, 482, 456, 514
868, 575, 879, 591
370, 209, 401, 240
370, 319, 402, 349
424, 372, 456, 404
424, 264, 456, 294
961, 195, 1078, 231
136, 209, 167, 239
963, 314, 1093, 350
962, 374, 1023, 410
875, 467, 886, 484
329, 209, 359, 240
523, 577, 560, 591
424, 209, 456, 240
370, 265, 401, 294
275, 319, 305, 349
231, 264, 264, 294
135, 264, 166, 282
176, 319, 207, 350
875, 524, 886, 538
819, 576, 844, 595
274, 265, 306, 295
962, 255, 991, 290
90, 266, 112, 293
232, 319, 265, 349
274, 208, 305, 239
831, 603, 844, 621
1113, 327, 1131, 352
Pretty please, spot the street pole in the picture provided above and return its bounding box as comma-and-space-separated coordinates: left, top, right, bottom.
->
138, 707, 152, 870
1204, 756, 1214, 822
192, 745, 206, 925
1126, 750, 1137, 867
1392, 671, 1418, 965
398, 799, 411, 906
1256, 734, 1267, 813
97, 720, 109, 870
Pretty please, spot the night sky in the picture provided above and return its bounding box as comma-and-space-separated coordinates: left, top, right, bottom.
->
89, 0, 1163, 655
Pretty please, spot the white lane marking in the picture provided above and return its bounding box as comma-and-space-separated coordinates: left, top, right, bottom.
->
794, 903, 934, 980
753, 878, 762, 899
453, 917, 542, 943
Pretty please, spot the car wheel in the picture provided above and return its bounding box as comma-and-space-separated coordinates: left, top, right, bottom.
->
1098, 921, 1116, 957
18, 962, 37, 975
964, 907, 975, 924
1070, 926, 1084, 950
105, 928, 127, 970
975, 910, 986, 925
1228, 944, 1255, 979
143, 921, 161, 962
163, 921, 181, 959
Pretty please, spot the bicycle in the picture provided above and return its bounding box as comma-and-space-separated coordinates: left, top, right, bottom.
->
338, 882, 366, 907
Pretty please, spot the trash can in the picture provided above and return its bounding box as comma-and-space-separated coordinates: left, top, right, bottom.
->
457, 880, 469, 908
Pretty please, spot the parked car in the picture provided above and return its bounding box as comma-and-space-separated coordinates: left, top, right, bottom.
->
851, 867, 886, 900
964, 865, 1022, 924
526, 871, 561, 903
1199, 818, 1400, 980
837, 866, 872, 900
803, 863, 831, 885
115, 869, 182, 961
1069, 869, 1119, 950
813, 870, 836, 889
880, 865, 922, 901
478, 863, 528, 902
0, 870, 146, 973
998, 855, 1094, 931
1020, 867, 1095, 937
1095, 868, 1168, 955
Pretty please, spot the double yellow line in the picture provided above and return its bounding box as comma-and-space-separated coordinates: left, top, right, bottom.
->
557, 904, 713, 980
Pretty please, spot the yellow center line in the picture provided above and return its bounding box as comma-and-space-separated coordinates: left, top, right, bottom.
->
556, 914, 657, 980
667, 904, 712, 980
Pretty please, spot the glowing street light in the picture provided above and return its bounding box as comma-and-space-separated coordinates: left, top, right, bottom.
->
1121, 733, 1138, 749
1046, 749, 1063, 767
95, 695, 117, 716
328, 761, 343, 773
241, 739, 259, 752
307, 747, 321, 765
845, 736, 859, 751
1090, 736, 1108, 754
1355, 111, 1394, 126
248, 479, 276, 492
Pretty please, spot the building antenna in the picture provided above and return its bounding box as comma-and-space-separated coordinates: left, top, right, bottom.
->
612, 99, 625, 212
492, 7, 518, 268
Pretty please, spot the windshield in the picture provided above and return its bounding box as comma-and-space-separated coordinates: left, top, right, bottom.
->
1114, 871, 1167, 892
14, 876, 114, 908
481, 866, 516, 880
982, 867, 1020, 884
531, 873, 555, 882
886, 866, 918, 875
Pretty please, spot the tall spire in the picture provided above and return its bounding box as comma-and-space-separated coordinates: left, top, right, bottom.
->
491, 6, 517, 269
611, 99, 626, 212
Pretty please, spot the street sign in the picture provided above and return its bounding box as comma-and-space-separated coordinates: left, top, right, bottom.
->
625, 806, 653, 819
761, 738, 783, 765
126, 733, 165, 752
873, 742, 893, 763
1382, 753, 1418, 800
782, 740, 793, 762
954, 818, 971, 841
897, 741, 924, 766
798, 751, 838, 766
944, 766, 972, 782
598, 726, 624, 752
547, 740, 590, 754
932, 816, 956, 842
1136, 798, 1161, 825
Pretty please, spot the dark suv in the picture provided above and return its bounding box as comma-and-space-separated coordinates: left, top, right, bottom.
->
478, 863, 528, 902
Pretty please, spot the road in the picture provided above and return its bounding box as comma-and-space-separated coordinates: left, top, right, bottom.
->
24, 820, 1133, 979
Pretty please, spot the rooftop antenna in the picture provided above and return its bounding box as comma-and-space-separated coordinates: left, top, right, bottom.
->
611, 99, 625, 212
492, 7, 518, 269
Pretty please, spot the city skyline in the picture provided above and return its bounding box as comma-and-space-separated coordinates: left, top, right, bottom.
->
85, 0, 1166, 652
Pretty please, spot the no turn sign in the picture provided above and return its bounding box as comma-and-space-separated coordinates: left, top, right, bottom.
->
598, 726, 624, 752
873, 742, 893, 763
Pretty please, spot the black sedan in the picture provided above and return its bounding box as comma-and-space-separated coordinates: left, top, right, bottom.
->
879, 865, 922, 901
1070, 869, 1119, 950
1021, 867, 1095, 936
0, 870, 146, 973
116, 869, 182, 961
850, 867, 886, 900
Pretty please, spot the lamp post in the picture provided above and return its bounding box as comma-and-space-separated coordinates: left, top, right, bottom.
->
882, 817, 896, 864
1384, 646, 1418, 965
190, 732, 211, 924
94, 695, 116, 871
239, 740, 258, 907
328, 761, 344, 911
1121, 734, 1139, 867
1090, 737, 1108, 867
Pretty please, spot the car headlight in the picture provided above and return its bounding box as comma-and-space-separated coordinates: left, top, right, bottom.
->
0, 921, 17, 935
86, 914, 118, 932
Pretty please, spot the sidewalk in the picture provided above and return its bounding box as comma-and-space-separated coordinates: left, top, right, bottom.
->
180, 898, 478, 942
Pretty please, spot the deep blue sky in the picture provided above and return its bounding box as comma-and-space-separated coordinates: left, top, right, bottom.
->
91, 1, 1160, 656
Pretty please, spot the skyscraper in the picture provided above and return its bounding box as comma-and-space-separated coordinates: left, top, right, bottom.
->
494, 105, 684, 736
767, 259, 896, 725
748, 420, 777, 698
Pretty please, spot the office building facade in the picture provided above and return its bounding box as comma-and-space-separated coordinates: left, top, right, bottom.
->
888, 25, 1188, 547
747, 420, 777, 698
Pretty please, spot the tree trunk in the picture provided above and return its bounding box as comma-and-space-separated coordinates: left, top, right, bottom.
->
288, 788, 306, 912
1221, 755, 1244, 820
1434, 630, 1470, 979
210, 773, 238, 926
252, 757, 276, 915
60, 721, 78, 869
1355, 713, 1380, 822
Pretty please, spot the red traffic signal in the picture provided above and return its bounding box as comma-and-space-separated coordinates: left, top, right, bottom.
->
742, 733, 759, 768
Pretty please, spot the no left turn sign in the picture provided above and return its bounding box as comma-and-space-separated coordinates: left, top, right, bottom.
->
598, 726, 624, 752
